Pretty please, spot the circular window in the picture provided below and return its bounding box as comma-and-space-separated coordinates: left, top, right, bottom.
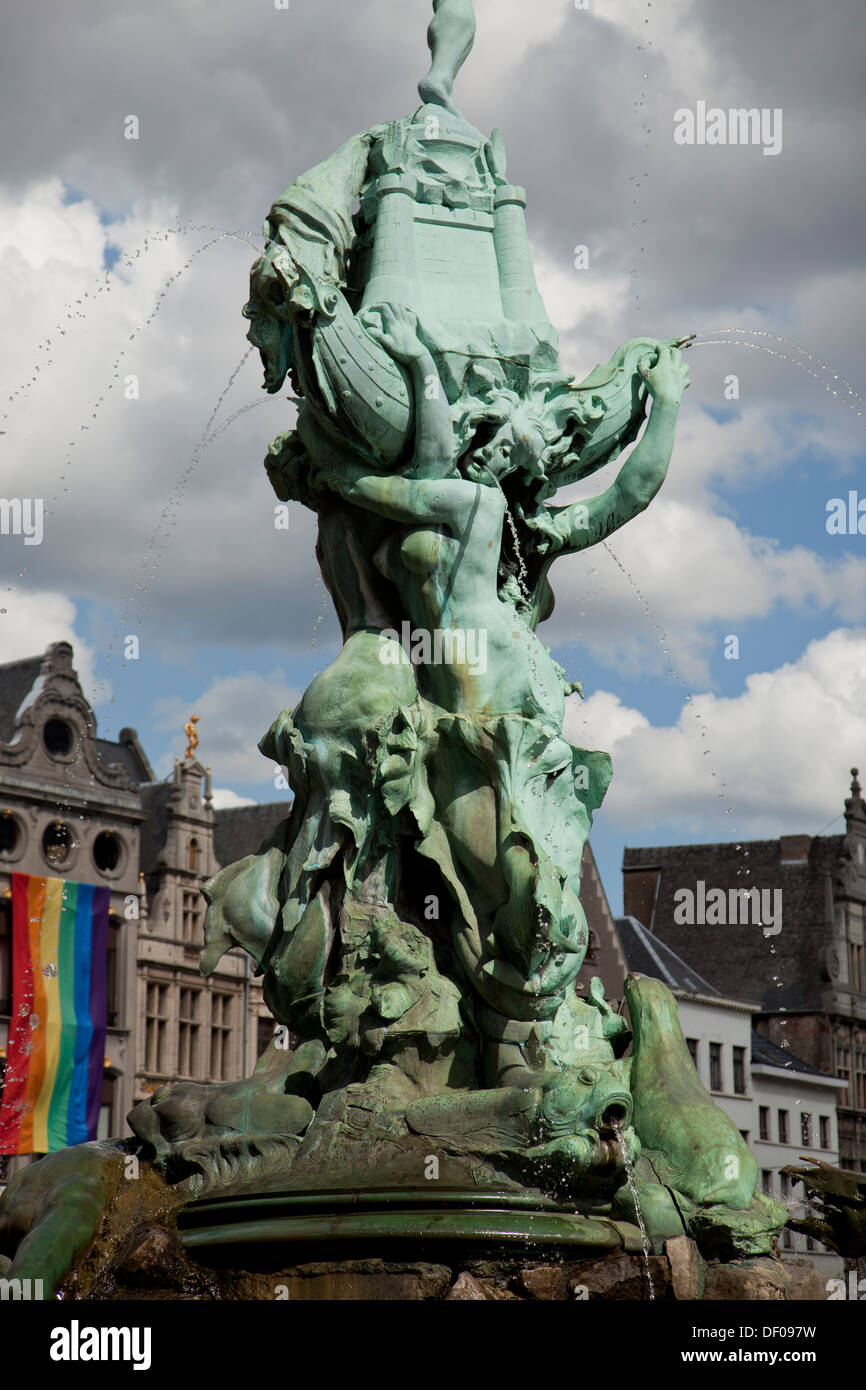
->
43, 821, 73, 867
0, 812, 22, 859
43, 719, 73, 757
93, 830, 122, 874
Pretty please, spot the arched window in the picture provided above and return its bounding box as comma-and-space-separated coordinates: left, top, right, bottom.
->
188, 837, 199, 872
106, 915, 122, 1027
98, 1070, 116, 1142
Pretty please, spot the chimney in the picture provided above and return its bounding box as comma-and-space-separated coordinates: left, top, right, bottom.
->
779, 834, 810, 865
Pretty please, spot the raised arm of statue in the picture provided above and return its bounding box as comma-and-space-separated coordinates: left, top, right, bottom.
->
536, 346, 690, 555
323, 465, 469, 532
360, 304, 455, 477
314, 302, 468, 525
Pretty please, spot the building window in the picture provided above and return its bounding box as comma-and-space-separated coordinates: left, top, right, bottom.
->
800, 1112, 812, 1147
42, 821, 73, 867
733, 1046, 747, 1094
850, 941, 865, 995
43, 718, 73, 756
759, 1106, 770, 1140
761, 1169, 773, 1194
182, 891, 203, 944
257, 1015, 276, 1059
98, 1072, 116, 1142
178, 988, 202, 1077
782, 1228, 792, 1250
806, 1235, 815, 1252
93, 830, 122, 874
106, 915, 122, 1028
780, 1171, 790, 1198
836, 1045, 852, 1106
256, 1016, 298, 1059
778, 1109, 789, 1144
709, 1042, 722, 1091
0, 898, 11, 1015
188, 838, 200, 873
819, 1116, 830, 1150
686, 1037, 699, 1070
145, 982, 171, 1075
210, 993, 232, 1081
856, 1043, 866, 1111
0, 812, 22, 859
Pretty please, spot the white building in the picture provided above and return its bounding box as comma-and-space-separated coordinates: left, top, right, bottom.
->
751, 1032, 847, 1271
617, 915, 846, 1276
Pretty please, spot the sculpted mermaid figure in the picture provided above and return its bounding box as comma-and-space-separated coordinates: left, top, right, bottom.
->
141, 300, 693, 1160
317, 303, 691, 1085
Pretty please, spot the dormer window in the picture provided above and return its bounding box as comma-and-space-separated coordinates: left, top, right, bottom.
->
43, 718, 73, 757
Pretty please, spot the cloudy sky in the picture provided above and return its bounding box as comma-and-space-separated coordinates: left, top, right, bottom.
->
1, 0, 864, 907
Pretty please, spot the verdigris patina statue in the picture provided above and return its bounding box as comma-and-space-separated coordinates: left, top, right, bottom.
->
0, 0, 786, 1294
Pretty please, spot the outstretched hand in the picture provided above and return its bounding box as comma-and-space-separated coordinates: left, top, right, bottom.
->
361, 303, 427, 365
639, 344, 691, 407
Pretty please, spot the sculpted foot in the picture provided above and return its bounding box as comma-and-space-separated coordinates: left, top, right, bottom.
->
419, 0, 476, 116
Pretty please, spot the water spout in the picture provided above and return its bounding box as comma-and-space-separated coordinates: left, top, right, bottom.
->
613, 1117, 655, 1300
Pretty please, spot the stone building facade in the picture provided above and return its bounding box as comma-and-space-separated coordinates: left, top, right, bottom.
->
623, 771, 866, 1172
0, 644, 147, 1173
135, 773, 287, 1106
0, 643, 287, 1176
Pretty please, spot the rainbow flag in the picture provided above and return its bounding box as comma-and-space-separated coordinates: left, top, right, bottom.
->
0, 873, 110, 1154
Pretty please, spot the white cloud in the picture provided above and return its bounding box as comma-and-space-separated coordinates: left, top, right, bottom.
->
0, 589, 100, 699
153, 670, 299, 785
0, 177, 317, 653
565, 627, 866, 836
210, 787, 256, 810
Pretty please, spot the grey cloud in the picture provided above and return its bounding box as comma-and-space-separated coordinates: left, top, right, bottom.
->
0, 0, 863, 667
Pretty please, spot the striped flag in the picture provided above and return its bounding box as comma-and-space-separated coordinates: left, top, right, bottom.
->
0, 873, 110, 1154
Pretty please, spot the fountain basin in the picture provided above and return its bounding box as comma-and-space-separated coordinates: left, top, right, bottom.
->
176, 1185, 651, 1268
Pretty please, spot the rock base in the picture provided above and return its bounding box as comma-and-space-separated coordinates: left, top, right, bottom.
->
68, 1223, 825, 1301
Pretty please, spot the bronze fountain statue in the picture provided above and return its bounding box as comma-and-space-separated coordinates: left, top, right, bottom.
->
0, 0, 789, 1297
